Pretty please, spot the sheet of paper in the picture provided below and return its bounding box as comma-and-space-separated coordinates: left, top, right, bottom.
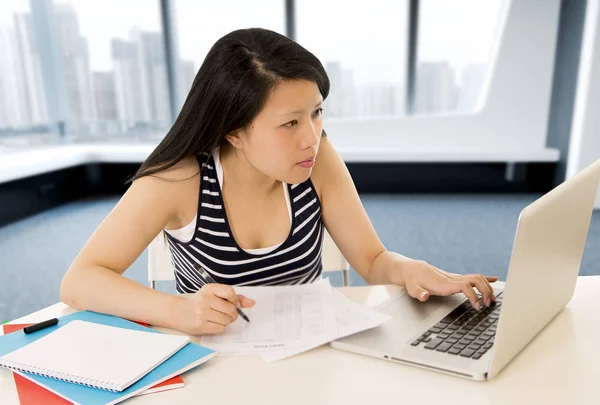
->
260, 288, 391, 362
200, 281, 337, 355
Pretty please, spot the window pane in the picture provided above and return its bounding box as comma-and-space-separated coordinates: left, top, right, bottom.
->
296, 1, 409, 118
0, 1, 49, 141
57, 0, 167, 137
415, 0, 506, 114
1, 0, 169, 141
174, 0, 285, 101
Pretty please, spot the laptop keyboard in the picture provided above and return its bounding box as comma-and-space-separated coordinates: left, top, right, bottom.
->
411, 291, 503, 360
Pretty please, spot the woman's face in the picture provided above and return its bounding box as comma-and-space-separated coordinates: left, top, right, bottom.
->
234, 79, 324, 185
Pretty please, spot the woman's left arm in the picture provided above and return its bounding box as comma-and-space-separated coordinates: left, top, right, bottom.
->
312, 137, 497, 310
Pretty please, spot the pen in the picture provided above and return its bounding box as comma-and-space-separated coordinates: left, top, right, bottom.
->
194, 263, 251, 323
23, 318, 58, 334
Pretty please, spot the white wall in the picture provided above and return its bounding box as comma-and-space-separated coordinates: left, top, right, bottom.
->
567, 0, 600, 208
327, 0, 561, 158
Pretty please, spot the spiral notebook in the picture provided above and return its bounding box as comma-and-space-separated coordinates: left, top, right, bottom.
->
0, 320, 190, 392
2, 323, 185, 405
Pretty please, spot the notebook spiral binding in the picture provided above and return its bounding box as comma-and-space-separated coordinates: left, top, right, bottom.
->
0, 359, 120, 392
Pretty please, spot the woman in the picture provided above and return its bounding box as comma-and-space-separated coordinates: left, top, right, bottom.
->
60, 28, 497, 336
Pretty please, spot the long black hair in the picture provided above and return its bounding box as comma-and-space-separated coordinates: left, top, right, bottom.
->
131, 28, 330, 181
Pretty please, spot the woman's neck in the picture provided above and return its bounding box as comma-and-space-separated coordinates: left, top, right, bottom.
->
219, 143, 281, 198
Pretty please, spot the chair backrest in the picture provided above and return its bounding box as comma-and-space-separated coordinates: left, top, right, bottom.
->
147, 231, 175, 286
321, 229, 350, 286
148, 228, 350, 287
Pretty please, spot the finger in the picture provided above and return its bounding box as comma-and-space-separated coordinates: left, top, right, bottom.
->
455, 281, 480, 310
467, 274, 494, 306
485, 276, 500, 300
441, 268, 498, 285
406, 283, 431, 302
209, 297, 238, 322
435, 267, 498, 303
209, 284, 240, 306
238, 294, 256, 308
199, 321, 226, 335
477, 274, 496, 303
205, 307, 236, 326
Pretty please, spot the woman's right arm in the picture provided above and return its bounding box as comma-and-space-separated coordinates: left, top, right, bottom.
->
59, 164, 254, 334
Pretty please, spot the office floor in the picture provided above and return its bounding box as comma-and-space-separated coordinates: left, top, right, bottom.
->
1, 194, 599, 322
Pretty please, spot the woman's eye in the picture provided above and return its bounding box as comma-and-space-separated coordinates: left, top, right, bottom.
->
283, 109, 322, 128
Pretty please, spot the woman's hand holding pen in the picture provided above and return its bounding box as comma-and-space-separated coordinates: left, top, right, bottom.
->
174, 284, 255, 335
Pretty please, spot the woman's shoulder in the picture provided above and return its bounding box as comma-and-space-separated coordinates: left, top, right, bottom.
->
310, 137, 337, 199
130, 155, 201, 205
142, 155, 202, 184
132, 155, 202, 228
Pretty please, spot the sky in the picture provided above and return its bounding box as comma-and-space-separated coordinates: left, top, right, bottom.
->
0, 0, 505, 85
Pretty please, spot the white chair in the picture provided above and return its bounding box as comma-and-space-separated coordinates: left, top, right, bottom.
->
148, 228, 350, 289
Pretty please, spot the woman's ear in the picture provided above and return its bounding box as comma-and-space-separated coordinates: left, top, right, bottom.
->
224, 130, 242, 149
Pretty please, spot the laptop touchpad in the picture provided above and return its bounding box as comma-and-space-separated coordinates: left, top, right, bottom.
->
379, 293, 445, 322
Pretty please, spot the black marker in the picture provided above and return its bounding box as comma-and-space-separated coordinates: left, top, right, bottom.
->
23, 318, 58, 334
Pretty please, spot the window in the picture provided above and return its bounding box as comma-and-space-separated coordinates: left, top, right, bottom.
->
173, 0, 286, 103
414, 0, 506, 114
296, 1, 410, 118
0, 0, 168, 141
56, 0, 167, 137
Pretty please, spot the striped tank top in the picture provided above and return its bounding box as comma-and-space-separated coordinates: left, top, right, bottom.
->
164, 151, 324, 293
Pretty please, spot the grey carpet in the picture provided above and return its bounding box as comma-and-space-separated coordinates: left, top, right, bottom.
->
1, 194, 598, 322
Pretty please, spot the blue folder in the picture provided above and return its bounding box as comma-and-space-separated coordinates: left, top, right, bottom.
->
0, 311, 215, 405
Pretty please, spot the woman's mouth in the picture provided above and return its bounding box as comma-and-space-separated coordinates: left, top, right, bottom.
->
297, 157, 315, 168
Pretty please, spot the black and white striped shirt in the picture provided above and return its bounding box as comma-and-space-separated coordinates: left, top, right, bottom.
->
164, 152, 324, 293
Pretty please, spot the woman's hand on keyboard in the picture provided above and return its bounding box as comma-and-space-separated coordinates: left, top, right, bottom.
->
175, 284, 256, 335
400, 260, 497, 310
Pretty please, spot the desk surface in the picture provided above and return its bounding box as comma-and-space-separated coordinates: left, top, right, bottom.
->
1, 277, 599, 405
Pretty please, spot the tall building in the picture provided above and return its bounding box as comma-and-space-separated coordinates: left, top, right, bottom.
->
325, 61, 357, 118
92, 72, 117, 121
414, 61, 459, 114
135, 30, 170, 126
111, 38, 146, 132
339, 68, 358, 117
111, 29, 170, 132
53, 4, 95, 134
10, 13, 47, 127
92, 71, 120, 134
0, 25, 26, 128
325, 61, 343, 117
357, 84, 399, 117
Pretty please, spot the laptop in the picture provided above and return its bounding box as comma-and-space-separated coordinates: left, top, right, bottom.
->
331, 159, 600, 381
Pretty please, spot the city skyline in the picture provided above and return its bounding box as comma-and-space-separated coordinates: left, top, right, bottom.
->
0, 2, 197, 136
0, 1, 495, 136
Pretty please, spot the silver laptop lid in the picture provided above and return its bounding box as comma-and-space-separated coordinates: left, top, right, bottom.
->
488, 159, 600, 379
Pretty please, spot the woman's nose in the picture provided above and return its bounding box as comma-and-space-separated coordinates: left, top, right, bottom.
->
300, 125, 320, 149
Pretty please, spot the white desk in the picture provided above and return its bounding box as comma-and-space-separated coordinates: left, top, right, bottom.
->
1, 277, 599, 405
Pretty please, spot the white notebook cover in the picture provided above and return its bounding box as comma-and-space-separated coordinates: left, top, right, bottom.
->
0, 320, 190, 392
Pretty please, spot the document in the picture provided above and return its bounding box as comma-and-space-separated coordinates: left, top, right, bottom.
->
260, 288, 391, 362
200, 281, 337, 355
